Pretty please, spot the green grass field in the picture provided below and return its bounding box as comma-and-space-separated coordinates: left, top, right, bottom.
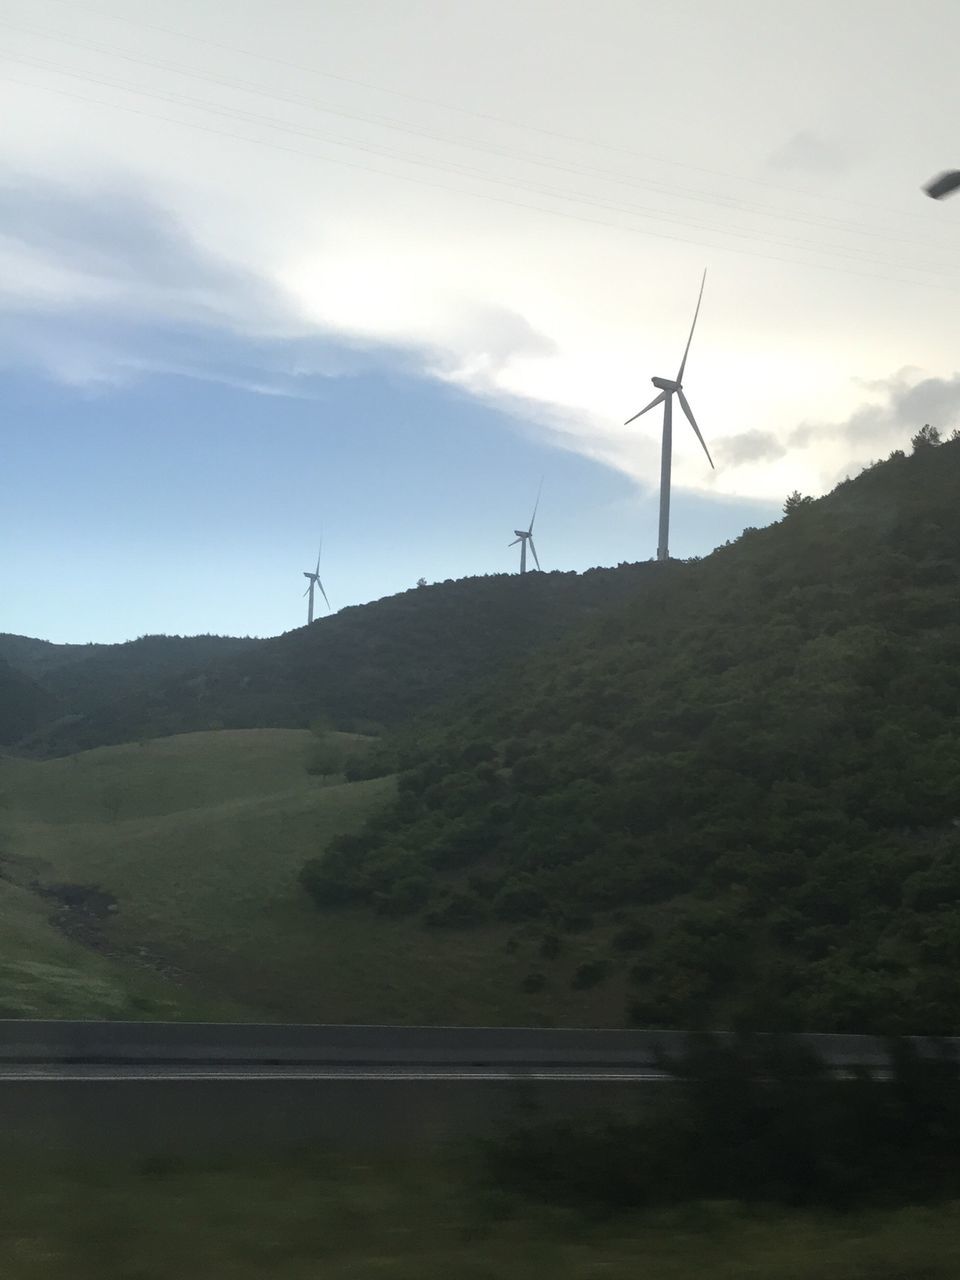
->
0, 728, 630, 1023
5, 1150, 960, 1280
0, 876, 138, 1018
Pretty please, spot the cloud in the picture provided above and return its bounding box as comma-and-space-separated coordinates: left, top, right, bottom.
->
714, 429, 788, 466
0, 176, 568, 405
792, 371, 960, 450
0, 176, 295, 335
0, 177, 352, 390
0, 4, 956, 514
709, 370, 960, 505
430, 303, 558, 384
764, 130, 854, 177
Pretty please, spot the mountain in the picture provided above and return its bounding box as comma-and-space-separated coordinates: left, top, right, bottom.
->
1, 633, 261, 756
0, 659, 55, 746
0, 635, 110, 679
17, 567, 658, 756
303, 434, 960, 1036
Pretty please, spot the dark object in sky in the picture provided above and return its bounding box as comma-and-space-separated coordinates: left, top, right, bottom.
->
924, 171, 960, 199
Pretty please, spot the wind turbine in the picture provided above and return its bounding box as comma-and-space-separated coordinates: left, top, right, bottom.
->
509, 483, 542, 574
302, 544, 330, 624
624, 270, 714, 562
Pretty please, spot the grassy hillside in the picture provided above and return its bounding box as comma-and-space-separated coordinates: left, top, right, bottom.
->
0, 875, 142, 1018
2, 728, 633, 1023
23, 566, 657, 756
304, 434, 960, 1035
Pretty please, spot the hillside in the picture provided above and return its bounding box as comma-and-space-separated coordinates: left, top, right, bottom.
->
0, 729, 390, 1018
20, 566, 657, 756
2, 728, 624, 1023
0, 659, 54, 746
303, 434, 960, 1035
0, 634, 110, 679
1, 633, 261, 755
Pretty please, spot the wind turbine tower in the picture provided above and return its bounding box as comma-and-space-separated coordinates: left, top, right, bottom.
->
509, 483, 542, 574
302, 545, 330, 624
624, 270, 714, 562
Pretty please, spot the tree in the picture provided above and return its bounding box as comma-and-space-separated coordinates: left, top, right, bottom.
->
912, 424, 941, 452
416, 577, 428, 588
783, 491, 814, 516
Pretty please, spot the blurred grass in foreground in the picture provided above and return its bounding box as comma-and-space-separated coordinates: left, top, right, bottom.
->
3, 1150, 960, 1280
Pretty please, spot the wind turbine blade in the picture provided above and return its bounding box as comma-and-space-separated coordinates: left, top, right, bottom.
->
624, 391, 666, 425
528, 477, 543, 533
529, 537, 541, 571
315, 545, 321, 575
508, 538, 522, 547
303, 585, 311, 597
318, 580, 331, 610
676, 269, 706, 384
677, 389, 714, 469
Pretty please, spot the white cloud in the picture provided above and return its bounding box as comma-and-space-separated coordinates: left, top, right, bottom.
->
765, 131, 855, 178
0, 0, 959, 500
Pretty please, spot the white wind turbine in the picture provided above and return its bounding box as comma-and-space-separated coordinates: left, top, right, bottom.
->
509, 483, 542, 574
302, 544, 330, 624
624, 270, 714, 562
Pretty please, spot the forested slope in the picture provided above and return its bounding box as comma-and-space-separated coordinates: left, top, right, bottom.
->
304, 435, 960, 1034
2, 633, 260, 755
0, 660, 54, 746
23, 566, 657, 755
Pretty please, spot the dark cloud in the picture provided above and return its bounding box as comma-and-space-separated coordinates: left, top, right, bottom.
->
714, 429, 788, 466
0, 177, 560, 396
764, 130, 854, 177
791, 371, 960, 451
0, 177, 440, 392
0, 176, 290, 330
715, 371, 960, 473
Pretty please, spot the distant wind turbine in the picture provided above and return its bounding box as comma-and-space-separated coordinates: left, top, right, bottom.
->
509, 483, 542, 574
624, 270, 714, 562
302, 544, 330, 624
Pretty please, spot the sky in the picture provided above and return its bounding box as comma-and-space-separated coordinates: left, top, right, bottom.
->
2, 0, 960, 643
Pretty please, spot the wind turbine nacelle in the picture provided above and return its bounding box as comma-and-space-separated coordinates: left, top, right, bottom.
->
514, 530, 528, 539
651, 376, 679, 391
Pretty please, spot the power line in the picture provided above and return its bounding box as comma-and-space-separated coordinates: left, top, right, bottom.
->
28, 0, 943, 230
4, 66, 958, 298
3, 43, 958, 281
3, 13, 957, 261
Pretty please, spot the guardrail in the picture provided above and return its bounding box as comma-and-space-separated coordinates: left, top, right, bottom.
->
0, 1021, 929, 1069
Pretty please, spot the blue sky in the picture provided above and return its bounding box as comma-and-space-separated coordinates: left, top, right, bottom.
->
2, 0, 959, 643
3, 341, 778, 643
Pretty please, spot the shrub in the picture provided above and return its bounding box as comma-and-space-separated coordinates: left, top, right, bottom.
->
424, 892, 486, 928
610, 920, 653, 952
572, 960, 609, 989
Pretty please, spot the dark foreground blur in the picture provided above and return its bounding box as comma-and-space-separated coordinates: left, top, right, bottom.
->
5, 1150, 960, 1280
6, 1036, 960, 1278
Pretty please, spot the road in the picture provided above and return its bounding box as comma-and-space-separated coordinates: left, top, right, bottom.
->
0, 1019, 949, 1078
0, 1022, 954, 1155
0, 1065, 674, 1081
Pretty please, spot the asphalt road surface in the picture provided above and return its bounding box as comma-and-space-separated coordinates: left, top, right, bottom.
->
1, 1023, 955, 1155
0, 1020, 950, 1078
